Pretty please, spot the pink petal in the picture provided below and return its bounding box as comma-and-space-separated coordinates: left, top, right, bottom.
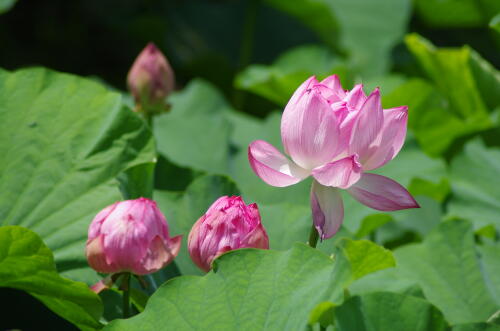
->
86, 236, 119, 274
248, 140, 309, 187
335, 107, 358, 155
347, 173, 419, 211
312, 155, 362, 189
349, 88, 384, 161
281, 86, 340, 169
134, 235, 182, 275
89, 275, 114, 294
320, 75, 346, 100
88, 202, 119, 241
311, 181, 344, 240
101, 202, 151, 270
242, 221, 270, 250
286, 76, 318, 109
345, 84, 367, 110
362, 106, 408, 170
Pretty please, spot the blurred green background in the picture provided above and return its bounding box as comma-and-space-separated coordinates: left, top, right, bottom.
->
1, 0, 500, 330
1, 0, 498, 119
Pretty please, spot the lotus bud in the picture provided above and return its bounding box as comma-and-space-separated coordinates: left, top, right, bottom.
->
86, 198, 182, 276
127, 42, 175, 114
188, 196, 269, 272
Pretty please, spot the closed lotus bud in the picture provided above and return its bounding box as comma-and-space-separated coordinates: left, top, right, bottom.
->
127, 42, 175, 113
86, 198, 182, 275
188, 196, 269, 272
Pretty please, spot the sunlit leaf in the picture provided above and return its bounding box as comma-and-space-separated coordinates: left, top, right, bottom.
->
335, 292, 447, 331
104, 240, 394, 330
0, 68, 155, 282
0, 226, 102, 330
447, 140, 500, 230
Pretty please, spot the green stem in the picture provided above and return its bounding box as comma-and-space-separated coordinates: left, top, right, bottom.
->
122, 273, 131, 318
143, 113, 153, 129
308, 224, 319, 248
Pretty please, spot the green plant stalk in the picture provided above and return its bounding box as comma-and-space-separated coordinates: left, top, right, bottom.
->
308, 224, 319, 248
122, 273, 131, 318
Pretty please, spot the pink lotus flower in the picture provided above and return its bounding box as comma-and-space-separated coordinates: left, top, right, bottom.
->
188, 196, 269, 272
248, 75, 419, 240
127, 42, 175, 112
86, 198, 182, 276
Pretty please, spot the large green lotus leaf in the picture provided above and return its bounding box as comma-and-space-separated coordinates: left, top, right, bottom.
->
166, 78, 230, 116
383, 196, 442, 240
235, 45, 348, 105
0, 226, 102, 331
414, 0, 500, 28
265, 0, 411, 77
104, 240, 395, 331
331, 239, 395, 288
154, 175, 240, 276
351, 220, 500, 325
349, 268, 420, 298
155, 111, 231, 174
396, 220, 500, 324
0, 68, 155, 278
154, 79, 233, 174
447, 140, 500, 230
258, 203, 311, 250
478, 243, 500, 305
335, 292, 447, 331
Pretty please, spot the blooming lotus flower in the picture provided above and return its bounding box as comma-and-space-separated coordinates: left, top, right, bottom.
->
127, 42, 175, 113
86, 198, 182, 276
248, 75, 419, 240
188, 196, 269, 272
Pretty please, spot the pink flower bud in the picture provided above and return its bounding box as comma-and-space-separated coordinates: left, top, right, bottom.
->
86, 198, 182, 275
127, 42, 175, 112
188, 196, 269, 272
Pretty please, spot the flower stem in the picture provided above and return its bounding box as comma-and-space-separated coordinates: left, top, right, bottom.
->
122, 273, 131, 318
308, 224, 319, 248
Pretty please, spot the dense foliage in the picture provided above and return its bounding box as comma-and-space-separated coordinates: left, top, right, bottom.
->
1, 0, 499, 330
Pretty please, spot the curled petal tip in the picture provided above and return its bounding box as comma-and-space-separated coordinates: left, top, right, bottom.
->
411, 199, 421, 209
145, 42, 159, 52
